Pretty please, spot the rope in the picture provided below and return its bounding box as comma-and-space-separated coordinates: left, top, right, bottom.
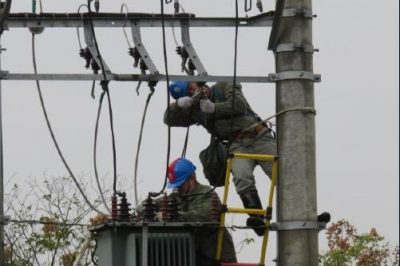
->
31, 33, 107, 216
241, 107, 317, 133
133, 89, 155, 206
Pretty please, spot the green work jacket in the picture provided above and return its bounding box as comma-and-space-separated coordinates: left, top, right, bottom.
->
164, 82, 260, 140
177, 183, 237, 264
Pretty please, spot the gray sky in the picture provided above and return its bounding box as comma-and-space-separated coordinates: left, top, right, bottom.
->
1, 0, 398, 263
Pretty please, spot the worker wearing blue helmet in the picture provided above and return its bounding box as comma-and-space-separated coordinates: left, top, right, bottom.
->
164, 81, 277, 236
166, 158, 237, 265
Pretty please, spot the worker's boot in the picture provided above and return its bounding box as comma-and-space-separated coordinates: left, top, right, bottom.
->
240, 190, 265, 236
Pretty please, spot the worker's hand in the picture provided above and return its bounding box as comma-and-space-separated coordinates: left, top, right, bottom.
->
200, 99, 215, 114
177, 96, 193, 109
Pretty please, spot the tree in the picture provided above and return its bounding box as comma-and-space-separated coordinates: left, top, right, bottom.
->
3, 175, 109, 266
319, 219, 399, 266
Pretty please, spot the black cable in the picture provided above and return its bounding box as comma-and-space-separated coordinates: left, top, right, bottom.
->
93, 91, 111, 213
228, 0, 239, 148
133, 88, 155, 206
151, 0, 171, 197
186, 0, 239, 199
181, 127, 190, 158
31, 33, 106, 216
87, 0, 118, 194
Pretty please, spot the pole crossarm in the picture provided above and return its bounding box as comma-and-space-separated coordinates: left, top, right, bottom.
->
0, 72, 290, 83
3, 12, 274, 29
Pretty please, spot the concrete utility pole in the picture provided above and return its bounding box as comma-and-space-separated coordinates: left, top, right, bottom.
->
0, 41, 4, 266
274, 0, 319, 264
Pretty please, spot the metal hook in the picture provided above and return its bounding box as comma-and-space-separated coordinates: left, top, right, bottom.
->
165, 0, 172, 4
245, 0, 252, 12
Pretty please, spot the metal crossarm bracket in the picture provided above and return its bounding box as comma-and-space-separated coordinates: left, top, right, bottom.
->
83, 20, 112, 79
275, 43, 317, 53
0, 72, 277, 83
180, 19, 207, 76
268, 71, 321, 82
269, 221, 326, 231
130, 20, 159, 75
282, 8, 314, 18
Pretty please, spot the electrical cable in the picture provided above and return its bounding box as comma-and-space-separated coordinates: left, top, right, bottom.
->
74, 4, 110, 213
76, 4, 96, 99
170, 3, 186, 47
180, 127, 189, 158
76, 4, 88, 50
133, 88, 155, 206
150, 0, 172, 197
120, 3, 133, 49
184, 0, 240, 199
228, 0, 239, 148
0, 0, 12, 35
86, 0, 118, 194
38, 0, 43, 13
31, 33, 107, 216
93, 92, 112, 214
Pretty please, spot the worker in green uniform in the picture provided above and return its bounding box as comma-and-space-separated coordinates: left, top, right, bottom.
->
167, 157, 237, 265
164, 81, 277, 236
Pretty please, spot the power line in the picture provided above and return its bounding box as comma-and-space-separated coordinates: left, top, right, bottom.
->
31, 32, 107, 216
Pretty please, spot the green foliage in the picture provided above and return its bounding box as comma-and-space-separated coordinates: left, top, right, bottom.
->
319, 219, 399, 266
3, 175, 102, 266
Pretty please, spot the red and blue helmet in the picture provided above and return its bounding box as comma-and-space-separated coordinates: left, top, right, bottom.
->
168, 81, 190, 99
167, 158, 196, 189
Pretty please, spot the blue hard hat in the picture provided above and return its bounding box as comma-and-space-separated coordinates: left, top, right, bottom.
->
168, 81, 190, 99
167, 158, 196, 189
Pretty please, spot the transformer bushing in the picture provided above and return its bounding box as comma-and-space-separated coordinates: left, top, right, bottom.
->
118, 192, 131, 222
167, 196, 179, 222
142, 196, 156, 222
111, 195, 118, 221
160, 193, 169, 222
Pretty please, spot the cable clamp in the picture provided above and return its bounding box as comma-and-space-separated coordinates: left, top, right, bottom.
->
281, 8, 315, 19
275, 43, 318, 53
268, 71, 321, 82
269, 221, 326, 231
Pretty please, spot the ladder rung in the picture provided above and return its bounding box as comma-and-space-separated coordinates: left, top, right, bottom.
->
227, 207, 266, 216
221, 263, 260, 266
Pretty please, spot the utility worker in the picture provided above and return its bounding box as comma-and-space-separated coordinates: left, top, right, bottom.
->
164, 81, 277, 236
167, 158, 237, 266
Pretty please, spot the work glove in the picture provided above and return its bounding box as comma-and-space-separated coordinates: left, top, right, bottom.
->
200, 99, 215, 114
177, 96, 193, 109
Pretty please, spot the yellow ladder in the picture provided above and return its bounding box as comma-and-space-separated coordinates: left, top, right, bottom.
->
215, 152, 279, 266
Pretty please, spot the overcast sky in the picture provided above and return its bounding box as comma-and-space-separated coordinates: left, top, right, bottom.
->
1, 0, 398, 263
